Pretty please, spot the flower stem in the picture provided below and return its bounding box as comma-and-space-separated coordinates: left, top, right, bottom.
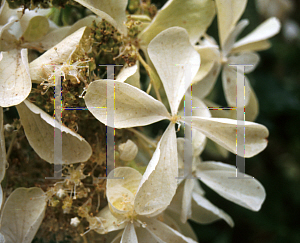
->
136, 51, 162, 102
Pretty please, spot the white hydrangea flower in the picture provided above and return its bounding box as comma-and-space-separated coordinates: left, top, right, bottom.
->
90, 166, 197, 242
85, 27, 269, 160
0, 1, 67, 107
192, 0, 281, 121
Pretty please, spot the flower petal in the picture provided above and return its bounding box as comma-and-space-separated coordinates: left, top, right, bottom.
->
84, 80, 170, 128
182, 117, 269, 158
134, 123, 177, 216
227, 52, 260, 73
73, 0, 128, 34
29, 27, 90, 83
191, 192, 234, 227
233, 17, 281, 51
0, 187, 47, 243
181, 179, 195, 223
148, 27, 200, 115
231, 40, 271, 53
16, 100, 92, 164
0, 49, 31, 107
106, 167, 142, 216
192, 61, 221, 99
196, 161, 266, 211
0, 107, 6, 183
116, 63, 140, 89
121, 223, 138, 243
94, 206, 127, 234
193, 45, 220, 84
21, 15, 50, 42
139, 0, 215, 45
222, 66, 251, 107
215, 0, 247, 47
143, 218, 197, 243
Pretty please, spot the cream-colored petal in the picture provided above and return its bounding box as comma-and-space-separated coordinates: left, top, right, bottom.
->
29, 27, 90, 83
16, 100, 92, 164
0, 49, 31, 107
106, 167, 142, 216
121, 223, 138, 243
84, 80, 170, 128
245, 86, 259, 121
231, 40, 271, 53
0, 107, 6, 183
191, 192, 234, 226
143, 218, 197, 243
182, 117, 269, 158
21, 15, 50, 42
163, 211, 198, 241
139, 0, 215, 45
222, 66, 251, 107
0, 232, 4, 242
222, 19, 249, 56
192, 61, 221, 99
116, 63, 140, 89
0, 187, 47, 243
196, 162, 266, 211
94, 206, 127, 234
215, 0, 247, 47
181, 179, 195, 223
233, 17, 281, 51
227, 52, 260, 73
193, 45, 220, 84
148, 27, 200, 115
134, 123, 177, 216
27, 26, 71, 51
73, 0, 127, 34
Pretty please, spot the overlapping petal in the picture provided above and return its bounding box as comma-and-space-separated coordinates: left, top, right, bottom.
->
84, 80, 170, 128
121, 223, 138, 243
106, 167, 142, 216
196, 162, 266, 211
29, 27, 90, 83
215, 0, 248, 47
134, 123, 177, 216
0, 187, 47, 243
16, 100, 92, 164
74, 0, 128, 34
191, 192, 234, 226
232, 17, 281, 52
0, 49, 31, 107
148, 27, 200, 115
183, 117, 268, 157
139, 0, 215, 45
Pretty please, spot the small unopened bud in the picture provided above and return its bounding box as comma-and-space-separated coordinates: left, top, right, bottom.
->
70, 217, 80, 227
118, 139, 138, 161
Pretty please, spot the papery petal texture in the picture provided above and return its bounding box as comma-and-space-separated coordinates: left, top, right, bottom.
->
196, 162, 266, 211
139, 0, 215, 45
0, 49, 31, 107
74, 0, 128, 34
16, 100, 92, 164
0, 187, 47, 243
148, 27, 200, 115
134, 123, 178, 216
0, 107, 6, 182
84, 80, 170, 128
184, 117, 269, 157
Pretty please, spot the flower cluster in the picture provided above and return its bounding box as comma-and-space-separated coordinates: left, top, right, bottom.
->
0, 0, 280, 242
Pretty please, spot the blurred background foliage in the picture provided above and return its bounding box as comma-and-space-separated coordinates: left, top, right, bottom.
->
3, 0, 300, 242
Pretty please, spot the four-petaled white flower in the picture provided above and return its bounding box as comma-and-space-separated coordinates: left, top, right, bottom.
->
192, 0, 281, 121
